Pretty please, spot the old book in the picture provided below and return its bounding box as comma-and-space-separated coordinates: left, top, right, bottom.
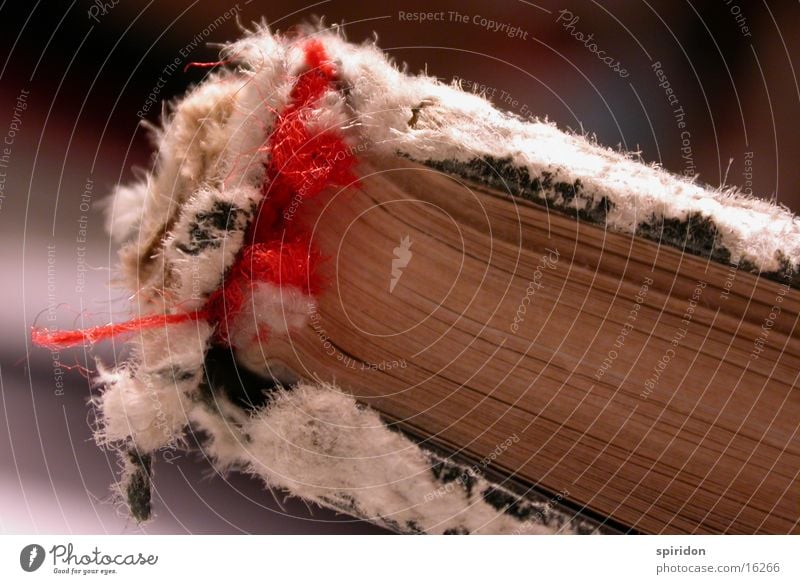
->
261, 154, 800, 534
32, 26, 799, 535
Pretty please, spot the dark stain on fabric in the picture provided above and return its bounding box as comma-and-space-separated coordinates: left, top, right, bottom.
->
430, 458, 476, 498
175, 200, 247, 255
422, 156, 798, 289
126, 450, 152, 522
421, 156, 614, 224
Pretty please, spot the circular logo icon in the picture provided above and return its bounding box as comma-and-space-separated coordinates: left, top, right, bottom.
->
19, 544, 45, 572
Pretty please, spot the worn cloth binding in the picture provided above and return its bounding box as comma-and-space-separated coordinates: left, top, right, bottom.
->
32, 23, 799, 534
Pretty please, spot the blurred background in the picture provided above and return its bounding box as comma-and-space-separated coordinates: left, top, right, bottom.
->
1, 0, 798, 533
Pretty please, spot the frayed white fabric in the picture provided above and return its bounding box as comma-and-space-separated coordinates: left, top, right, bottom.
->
225, 25, 799, 278
92, 23, 799, 533
190, 382, 585, 534
94, 321, 212, 452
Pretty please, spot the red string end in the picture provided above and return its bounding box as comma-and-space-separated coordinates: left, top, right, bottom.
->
31, 311, 205, 351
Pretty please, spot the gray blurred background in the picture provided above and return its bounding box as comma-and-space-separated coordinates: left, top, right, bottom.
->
1, 0, 798, 533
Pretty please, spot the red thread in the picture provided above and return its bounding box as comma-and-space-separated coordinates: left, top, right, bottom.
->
183, 59, 233, 73
250, 39, 358, 238
211, 39, 353, 344
205, 235, 325, 344
31, 312, 204, 351
32, 39, 354, 351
